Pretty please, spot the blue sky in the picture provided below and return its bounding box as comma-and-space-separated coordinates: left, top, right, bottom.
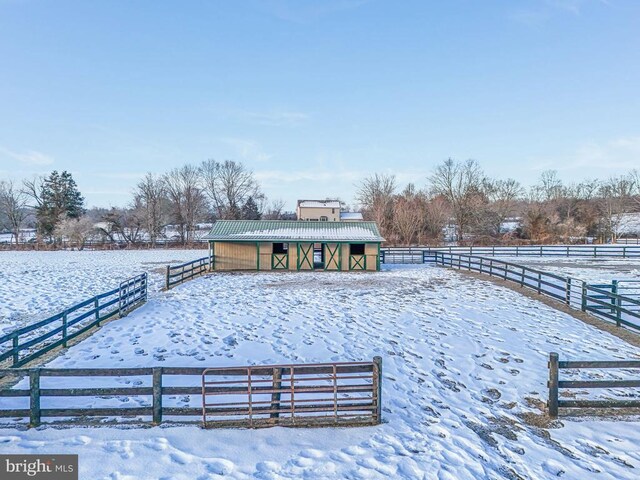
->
1, 0, 639, 210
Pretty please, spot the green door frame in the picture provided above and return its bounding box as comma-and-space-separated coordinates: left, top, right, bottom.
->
297, 242, 314, 270
324, 243, 341, 270
349, 254, 367, 271
272, 253, 289, 269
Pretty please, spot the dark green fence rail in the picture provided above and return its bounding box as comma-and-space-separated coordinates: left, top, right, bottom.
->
0, 274, 147, 368
548, 352, 640, 418
434, 252, 640, 331
165, 257, 210, 290
0, 358, 381, 429
380, 244, 640, 263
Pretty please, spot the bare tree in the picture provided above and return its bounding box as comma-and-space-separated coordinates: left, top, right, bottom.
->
135, 173, 168, 247
164, 165, 207, 244
423, 195, 449, 242
429, 159, 485, 241
356, 173, 397, 237
263, 199, 286, 220
0, 180, 29, 245
393, 184, 425, 245
200, 159, 262, 219
482, 178, 523, 235
598, 176, 634, 242
54, 215, 95, 250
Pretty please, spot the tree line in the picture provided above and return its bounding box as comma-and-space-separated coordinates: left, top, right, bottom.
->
2, 157, 639, 247
0, 160, 288, 247
356, 159, 640, 245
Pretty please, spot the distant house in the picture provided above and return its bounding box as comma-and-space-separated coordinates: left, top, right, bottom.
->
296, 200, 342, 222
204, 220, 384, 271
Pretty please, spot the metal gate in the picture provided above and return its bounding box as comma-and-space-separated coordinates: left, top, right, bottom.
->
119, 273, 147, 317
201, 358, 382, 428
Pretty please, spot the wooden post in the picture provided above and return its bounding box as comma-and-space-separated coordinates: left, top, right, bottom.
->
62, 312, 68, 348
165, 265, 170, 290
373, 356, 382, 424
29, 369, 41, 427
94, 296, 100, 325
152, 367, 163, 425
581, 282, 587, 311
270, 368, 283, 419
12, 335, 19, 366
548, 352, 559, 419
537, 272, 542, 294
612, 280, 621, 327
565, 278, 572, 305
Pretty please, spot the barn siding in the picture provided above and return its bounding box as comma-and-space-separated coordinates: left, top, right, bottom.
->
259, 242, 273, 271
366, 243, 378, 271
214, 242, 257, 270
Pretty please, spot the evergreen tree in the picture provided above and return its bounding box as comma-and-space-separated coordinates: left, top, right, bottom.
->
37, 170, 85, 236
241, 196, 261, 220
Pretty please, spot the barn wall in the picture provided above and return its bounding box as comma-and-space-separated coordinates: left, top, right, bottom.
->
286, 242, 296, 271
258, 242, 273, 271
213, 242, 257, 270
340, 244, 350, 271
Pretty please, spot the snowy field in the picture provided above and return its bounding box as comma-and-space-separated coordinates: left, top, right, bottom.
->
496, 257, 640, 285
2, 263, 640, 479
0, 249, 207, 334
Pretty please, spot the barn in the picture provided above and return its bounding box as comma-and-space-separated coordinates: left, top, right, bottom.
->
205, 220, 384, 271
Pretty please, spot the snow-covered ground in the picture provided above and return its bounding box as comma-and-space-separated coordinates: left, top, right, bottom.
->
0, 249, 207, 334
2, 264, 640, 479
496, 257, 640, 285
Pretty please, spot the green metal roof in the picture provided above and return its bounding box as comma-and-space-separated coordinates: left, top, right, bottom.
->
204, 220, 384, 242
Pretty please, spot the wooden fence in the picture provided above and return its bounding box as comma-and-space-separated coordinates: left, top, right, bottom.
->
433, 252, 640, 331
0, 358, 382, 428
0, 274, 147, 367
165, 256, 211, 290
381, 244, 640, 262
548, 352, 640, 418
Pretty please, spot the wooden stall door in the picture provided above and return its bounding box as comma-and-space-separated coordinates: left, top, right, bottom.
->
324, 243, 340, 270
297, 243, 314, 270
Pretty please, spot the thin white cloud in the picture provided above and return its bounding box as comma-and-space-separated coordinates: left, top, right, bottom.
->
0, 146, 54, 166
510, 0, 609, 25
530, 135, 640, 172
234, 110, 310, 127
219, 137, 273, 163
262, 0, 370, 23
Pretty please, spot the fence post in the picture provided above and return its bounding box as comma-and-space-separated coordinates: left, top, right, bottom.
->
537, 273, 542, 294
29, 369, 41, 427
548, 352, 559, 419
94, 296, 100, 325
612, 280, 621, 327
581, 282, 587, 312
12, 335, 19, 366
165, 265, 170, 290
373, 356, 382, 424
152, 367, 163, 425
270, 368, 283, 419
62, 311, 68, 348
565, 278, 571, 305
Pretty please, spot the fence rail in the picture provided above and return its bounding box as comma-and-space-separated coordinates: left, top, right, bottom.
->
0, 274, 147, 368
548, 352, 640, 418
0, 358, 382, 428
380, 244, 640, 262
166, 257, 211, 290
433, 252, 640, 331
